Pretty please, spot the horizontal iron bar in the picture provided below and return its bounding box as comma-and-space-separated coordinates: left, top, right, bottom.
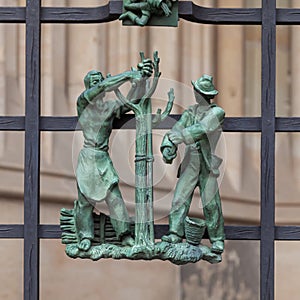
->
40, 224, 263, 240
0, 224, 24, 238
277, 9, 300, 25
37, 225, 300, 240
0, 116, 25, 130
0, 5, 300, 25
0, 116, 261, 131
275, 226, 300, 240
0, 116, 300, 131
0, 7, 25, 23
0, 224, 299, 240
276, 117, 300, 132
179, 2, 261, 24
40, 116, 262, 131
41, 1, 122, 24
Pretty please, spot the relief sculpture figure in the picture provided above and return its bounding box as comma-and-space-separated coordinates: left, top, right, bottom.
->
161, 75, 225, 254
74, 58, 153, 252
60, 59, 224, 264
120, 0, 175, 26
120, 0, 178, 27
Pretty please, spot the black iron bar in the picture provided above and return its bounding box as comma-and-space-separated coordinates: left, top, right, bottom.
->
24, 1, 41, 300
260, 0, 276, 299
3, 224, 300, 241
0, 6, 300, 25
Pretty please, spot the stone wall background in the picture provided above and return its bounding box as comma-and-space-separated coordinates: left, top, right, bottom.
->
0, 0, 299, 299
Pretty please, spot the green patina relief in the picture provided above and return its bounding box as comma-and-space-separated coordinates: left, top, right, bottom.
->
160, 75, 225, 256
120, 0, 178, 27
60, 53, 225, 265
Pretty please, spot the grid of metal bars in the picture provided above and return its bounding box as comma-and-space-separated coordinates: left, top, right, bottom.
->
0, 1, 300, 299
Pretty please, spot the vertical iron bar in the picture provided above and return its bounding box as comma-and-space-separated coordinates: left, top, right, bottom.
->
261, 1, 276, 299
24, 1, 41, 300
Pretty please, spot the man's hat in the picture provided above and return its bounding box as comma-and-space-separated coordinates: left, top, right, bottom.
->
191, 74, 218, 96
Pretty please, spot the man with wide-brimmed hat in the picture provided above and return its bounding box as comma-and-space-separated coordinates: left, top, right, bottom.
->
160, 74, 225, 254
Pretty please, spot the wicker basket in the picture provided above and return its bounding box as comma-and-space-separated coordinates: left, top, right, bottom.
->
184, 217, 206, 245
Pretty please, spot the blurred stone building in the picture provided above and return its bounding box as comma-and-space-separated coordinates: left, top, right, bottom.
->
0, 0, 299, 299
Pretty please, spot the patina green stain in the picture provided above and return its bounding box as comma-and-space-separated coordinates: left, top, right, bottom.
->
60, 55, 225, 265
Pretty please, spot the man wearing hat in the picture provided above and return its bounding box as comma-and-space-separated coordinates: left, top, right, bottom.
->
160, 74, 225, 254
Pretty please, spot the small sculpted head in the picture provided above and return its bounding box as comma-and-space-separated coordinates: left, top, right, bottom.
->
191, 74, 218, 104
84, 70, 104, 89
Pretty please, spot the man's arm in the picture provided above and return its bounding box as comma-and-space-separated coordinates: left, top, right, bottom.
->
160, 110, 189, 163
84, 70, 142, 104
181, 106, 225, 145
77, 93, 89, 117
166, 109, 190, 145
114, 58, 154, 115
167, 106, 225, 145
76, 71, 138, 117
105, 58, 153, 99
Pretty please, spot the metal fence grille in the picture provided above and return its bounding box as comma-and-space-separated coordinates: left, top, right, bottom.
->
0, 1, 300, 299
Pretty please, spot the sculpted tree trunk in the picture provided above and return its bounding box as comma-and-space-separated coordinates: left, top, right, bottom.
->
115, 51, 174, 250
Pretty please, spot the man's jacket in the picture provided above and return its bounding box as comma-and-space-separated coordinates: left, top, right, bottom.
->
161, 103, 225, 177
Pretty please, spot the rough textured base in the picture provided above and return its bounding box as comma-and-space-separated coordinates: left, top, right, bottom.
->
65, 241, 221, 265
61, 207, 222, 265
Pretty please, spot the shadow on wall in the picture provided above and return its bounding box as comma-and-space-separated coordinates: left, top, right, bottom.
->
181, 241, 259, 300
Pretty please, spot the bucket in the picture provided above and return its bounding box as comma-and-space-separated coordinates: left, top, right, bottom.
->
184, 217, 206, 245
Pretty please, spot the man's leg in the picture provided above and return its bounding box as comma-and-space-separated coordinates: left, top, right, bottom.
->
75, 187, 94, 251
162, 174, 196, 243
105, 184, 134, 246
199, 172, 225, 253
168, 189, 194, 239
162, 157, 200, 243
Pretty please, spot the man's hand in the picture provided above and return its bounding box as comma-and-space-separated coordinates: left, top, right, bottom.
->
161, 2, 172, 16
137, 58, 154, 77
162, 147, 177, 164
168, 88, 175, 103
168, 132, 184, 145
